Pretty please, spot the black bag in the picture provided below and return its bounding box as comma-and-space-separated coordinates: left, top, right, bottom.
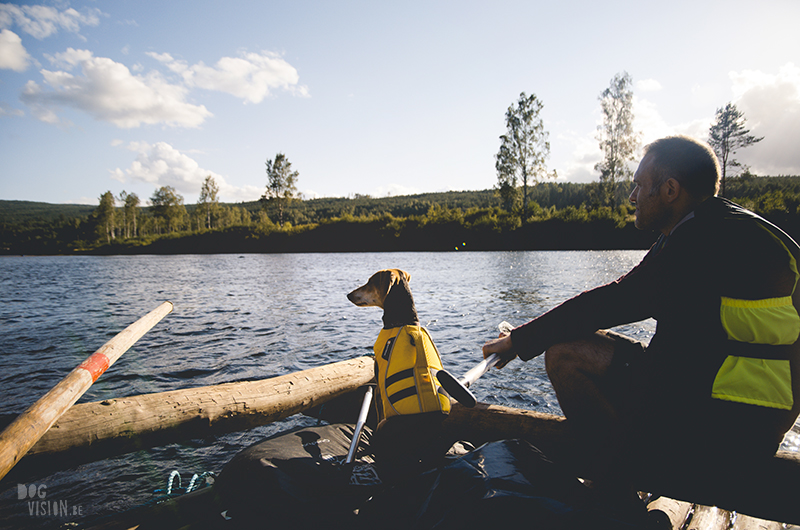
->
215, 423, 381, 528
359, 439, 645, 530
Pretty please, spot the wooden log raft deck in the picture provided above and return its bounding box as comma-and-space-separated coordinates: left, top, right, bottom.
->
6, 356, 375, 477
444, 403, 800, 529
3, 357, 799, 529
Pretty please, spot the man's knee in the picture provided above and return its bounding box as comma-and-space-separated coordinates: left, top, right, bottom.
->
544, 342, 577, 381
544, 333, 616, 382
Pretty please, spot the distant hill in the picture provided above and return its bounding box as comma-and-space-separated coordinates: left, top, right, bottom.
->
0, 200, 96, 224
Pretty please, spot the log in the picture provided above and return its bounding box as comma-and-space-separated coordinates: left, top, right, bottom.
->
442, 402, 800, 526
647, 496, 692, 529
731, 513, 783, 530
0, 301, 173, 482
687, 505, 730, 530
443, 401, 569, 458
10, 356, 375, 477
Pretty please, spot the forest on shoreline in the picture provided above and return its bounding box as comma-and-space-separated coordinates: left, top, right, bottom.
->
2, 175, 800, 255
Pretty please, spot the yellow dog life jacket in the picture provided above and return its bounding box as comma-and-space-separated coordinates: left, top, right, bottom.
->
373, 325, 450, 421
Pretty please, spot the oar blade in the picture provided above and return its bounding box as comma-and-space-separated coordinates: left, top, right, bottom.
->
436, 370, 477, 408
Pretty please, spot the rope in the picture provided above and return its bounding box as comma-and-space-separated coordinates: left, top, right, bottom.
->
153, 470, 216, 500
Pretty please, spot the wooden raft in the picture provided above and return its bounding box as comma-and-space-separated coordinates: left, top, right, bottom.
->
3, 356, 375, 478
444, 403, 800, 529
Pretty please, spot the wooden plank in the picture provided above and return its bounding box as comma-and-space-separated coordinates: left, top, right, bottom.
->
442, 401, 569, 458
647, 496, 692, 530
687, 505, 730, 530
10, 356, 375, 476
442, 402, 800, 526
732, 513, 783, 530
0, 301, 173, 482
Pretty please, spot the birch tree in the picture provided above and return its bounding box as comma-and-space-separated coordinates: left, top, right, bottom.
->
150, 186, 187, 233
496, 92, 551, 218
262, 153, 299, 227
124, 192, 140, 238
198, 175, 220, 229
595, 71, 640, 206
95, 191, 116, 243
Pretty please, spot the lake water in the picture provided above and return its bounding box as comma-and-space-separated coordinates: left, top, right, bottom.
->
0, 252, 798, 528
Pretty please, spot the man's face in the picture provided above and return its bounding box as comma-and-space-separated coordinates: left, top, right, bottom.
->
630, 154, 669, 232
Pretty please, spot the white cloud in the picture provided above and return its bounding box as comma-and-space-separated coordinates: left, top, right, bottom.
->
44, 47, 93, 68
112, 141, 263, 202
636, 79, 662, 92
0, 28, 29, 71
20, 49, 212, 128
0, 3, 101, 39
728, 63, 800, 176
373, 183, 421, 197
0, 101, 24, 117
149, 50, 309, 103
554, 130, 599, 183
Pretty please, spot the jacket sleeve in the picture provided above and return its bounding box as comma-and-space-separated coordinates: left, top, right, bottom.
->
510, 250, 663, 361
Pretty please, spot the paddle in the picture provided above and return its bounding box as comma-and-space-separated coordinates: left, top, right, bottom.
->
0, 301, 173, 482
437, 321, 514, 408
345, 385, 374, 464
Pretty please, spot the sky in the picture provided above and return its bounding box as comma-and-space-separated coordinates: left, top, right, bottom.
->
1, 1, 799, 206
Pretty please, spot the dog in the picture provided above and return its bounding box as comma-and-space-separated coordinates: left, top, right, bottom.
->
347, 269, 451, 477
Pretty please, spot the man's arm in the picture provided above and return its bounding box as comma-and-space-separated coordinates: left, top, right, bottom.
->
484, 251, 664, 364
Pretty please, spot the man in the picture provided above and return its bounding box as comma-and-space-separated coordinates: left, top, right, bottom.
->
483, 135, 800, 496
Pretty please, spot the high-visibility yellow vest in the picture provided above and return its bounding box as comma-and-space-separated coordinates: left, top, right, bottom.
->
710, 208, 800, 410
373, 325, 450, 421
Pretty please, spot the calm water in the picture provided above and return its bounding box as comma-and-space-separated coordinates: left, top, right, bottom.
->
0, 252, 797, 527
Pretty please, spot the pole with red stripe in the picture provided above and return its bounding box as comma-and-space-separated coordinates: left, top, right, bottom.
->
0, 301, 173, 482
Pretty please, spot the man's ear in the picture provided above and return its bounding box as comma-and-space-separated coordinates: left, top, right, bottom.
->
662, 178, 682, 203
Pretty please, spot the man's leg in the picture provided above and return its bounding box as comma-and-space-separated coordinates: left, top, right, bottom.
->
544, 331, 619, 430
544, 330, 646, 490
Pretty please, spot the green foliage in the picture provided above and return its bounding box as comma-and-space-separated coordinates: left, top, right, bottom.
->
3, 176, 800, 255
150, 186, 188, 234
262, 153, 299, 227
496, 92, 552, 218
94, 191, 116, 243
197, 176, 221, 230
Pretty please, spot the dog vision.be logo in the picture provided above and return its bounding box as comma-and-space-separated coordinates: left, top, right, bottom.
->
17, 483, 83, 517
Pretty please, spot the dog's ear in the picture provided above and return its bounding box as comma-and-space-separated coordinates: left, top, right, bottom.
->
398, 269, 411, 283
377, 270, 395, 296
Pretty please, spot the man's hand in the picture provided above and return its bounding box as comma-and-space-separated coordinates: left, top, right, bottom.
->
482, 332, 517, 369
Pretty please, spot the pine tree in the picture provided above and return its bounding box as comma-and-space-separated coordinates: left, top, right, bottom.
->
708, 102, 764, 197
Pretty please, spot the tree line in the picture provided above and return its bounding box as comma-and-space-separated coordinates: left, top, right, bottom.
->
3, 175, 800, 255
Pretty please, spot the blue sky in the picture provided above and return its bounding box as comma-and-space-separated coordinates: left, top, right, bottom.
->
1, 1, 799, 205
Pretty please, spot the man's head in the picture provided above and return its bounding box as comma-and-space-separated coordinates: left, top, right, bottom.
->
642, 136, 720, 198
630, 136, 720, 235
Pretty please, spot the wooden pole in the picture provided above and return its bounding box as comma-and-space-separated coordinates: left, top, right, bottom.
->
0, 301, 173, 482
17, 356, 375, 472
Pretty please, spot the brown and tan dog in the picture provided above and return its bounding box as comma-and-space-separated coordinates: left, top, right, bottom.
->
347, 269, 450, 478
347, 269, 418, 329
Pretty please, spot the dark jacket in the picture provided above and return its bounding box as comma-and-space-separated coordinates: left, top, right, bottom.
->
511, 197, 800, 421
